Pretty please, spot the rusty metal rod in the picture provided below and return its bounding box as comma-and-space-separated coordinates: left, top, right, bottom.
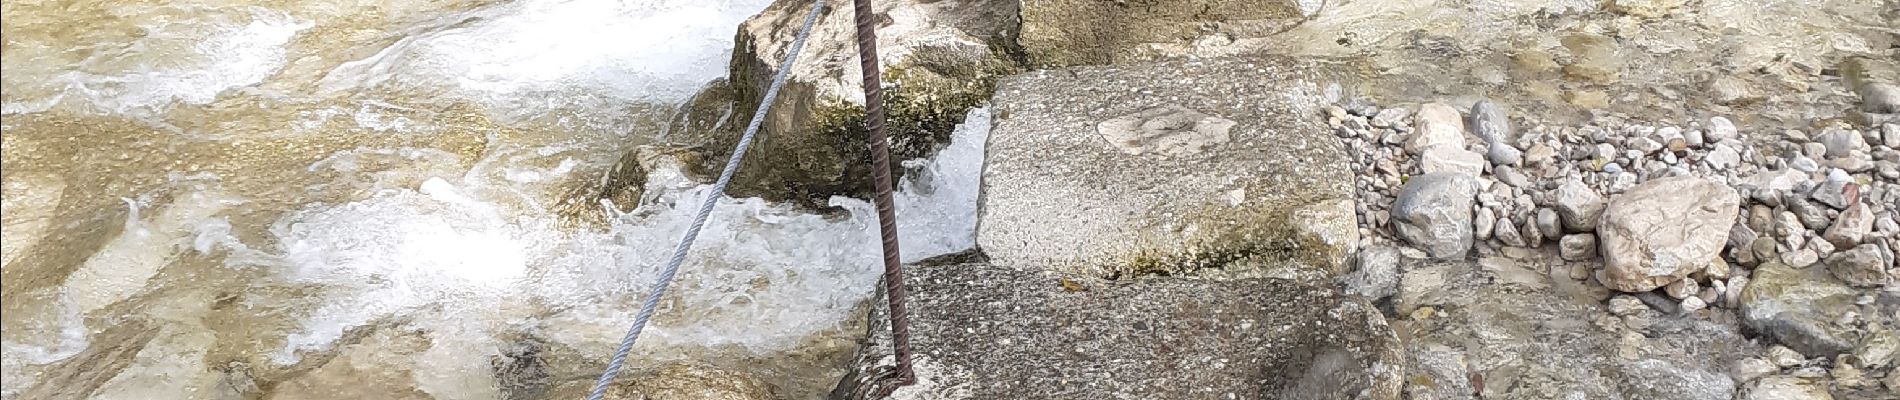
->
848, 0, 917, 396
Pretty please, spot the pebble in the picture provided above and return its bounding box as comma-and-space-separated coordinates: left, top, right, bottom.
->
1781, 248, 1820, 268
1862, 82, 1900, 113
1665, 278, 1699, 300
1494, 165, 1531, 187
1707, 116, 1738, 142
1609, 295, 1648, 316
1554, 178, 1606, 232
1801, 142, 1828, 159
1886, 123, 1900, 148
1724, 276, 1749, 308
1768, 346, 1805, 368
1729, 358, 1778, 383
1474, 208, 1496, 241
1407, 103, 1465, 153
1420, 146, 1486, 177
1706, 144, 1742, 169
1535, 208, 1562, 239
1495, 216, 1527, 247
1468, 99, 1512, 144
1560, 233, 1598, 261
1522, 216, 1545, 247
1679, 296, 1706, 314
1824, 202, 1873, 247
1809, 180, 1851, 209
1790, 156, 1820, 172
1683, 127, 1705, 148
1371, 107, 1408, 128
1486, 142, 1523, 166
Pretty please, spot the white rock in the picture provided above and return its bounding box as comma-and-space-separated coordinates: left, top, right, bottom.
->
1420, 146, 1486, 177
1769, 346, 1806, 368
1598, 176, 1742, 292
1680, 296, 1707, 314
1708, 116, 1739, 142
1406, 103, 1466, 154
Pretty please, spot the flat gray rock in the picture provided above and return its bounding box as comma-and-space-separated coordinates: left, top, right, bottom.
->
833, 262, 1404, 400
976, 57, 1355, 279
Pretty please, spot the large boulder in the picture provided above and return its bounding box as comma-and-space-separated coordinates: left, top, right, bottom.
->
1597, 176, 1740, 292
975, 57, 1356, 280
1017, 0, 1312, 67
1390, 173, 1479, 260
689, 0, 1021, 206
1740, 261, 1863, 358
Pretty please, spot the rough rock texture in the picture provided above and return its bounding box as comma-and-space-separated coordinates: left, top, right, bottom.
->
1740, 261, 1863, 358
1017, 0, 1308, 67
1407, 103, 1467, 154
835, 262, 1405, 399
1597, 176, 1741, 292
541, 363, 777, 400
976, 57, 1355, 279
1826, 244, 1893, 288
704, 0, 1022, 205
1741, 375, 1834, 400
1390, 173, 1479, 260
1395, 259, 1750, 400
1344, 245, 1402, 301
1554, 178, 1607, 232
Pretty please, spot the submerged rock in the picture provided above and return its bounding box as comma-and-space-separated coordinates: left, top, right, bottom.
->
1740, 261, 1862, 358
1597, 176, 1740, 292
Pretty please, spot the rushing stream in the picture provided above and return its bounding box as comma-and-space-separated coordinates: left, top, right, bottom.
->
1, 0, 985, 398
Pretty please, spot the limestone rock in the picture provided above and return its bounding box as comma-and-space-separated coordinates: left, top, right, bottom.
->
976, 58, 1354, 279
1554, 178, 1607, 232
1826, 244, 1892, 288
1741, 375, 1833, 400
542, 363, 776, 400
1817, 128, 1870, 159
1708, 117, 1740, 142
1344, 246, 1402, 301
837, 262, 1407, 399
1741, 261, 1862, 357
1017, 0, 1305, 67
1822, 202, 1874, 248
1290, 199, 1362, 272
1419, 146, 1485, 177
1863, 82, 1900, 114
1561, 233, 1598, 261
1597, 176, 1741, 292
1609, 0, 1692, 18
1391, 173, 1480, 260
1468, 99, 1512, 145
712, 0, 1021, 204
1406, 103, 1466, 154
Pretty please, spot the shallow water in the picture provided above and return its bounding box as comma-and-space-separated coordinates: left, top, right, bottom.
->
1, 0, 987, 398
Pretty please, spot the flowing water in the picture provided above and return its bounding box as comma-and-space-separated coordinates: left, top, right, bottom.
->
1, 0, 987, 398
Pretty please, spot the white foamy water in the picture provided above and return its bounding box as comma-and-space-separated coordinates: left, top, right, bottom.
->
319, 0, 774, 122
160, 107, 991, 397
0, 6, 309, 116
3, 0, 990, 395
